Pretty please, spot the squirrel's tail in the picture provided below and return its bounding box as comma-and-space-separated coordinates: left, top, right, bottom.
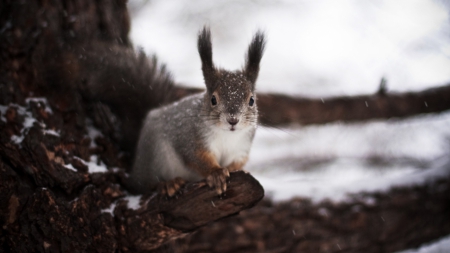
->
35, 42, 175, 154
79, 44, 175, 153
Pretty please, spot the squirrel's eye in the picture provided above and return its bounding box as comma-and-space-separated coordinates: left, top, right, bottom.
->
249, 96, 255, 106
211, 95, 217, 106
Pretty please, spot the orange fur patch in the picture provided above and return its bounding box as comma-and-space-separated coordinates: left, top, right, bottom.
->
226, 157, 248, 172
186, 150, 221, 177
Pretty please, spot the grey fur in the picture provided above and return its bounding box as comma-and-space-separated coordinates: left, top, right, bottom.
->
128, 27, 265, 193
130, 94, 205, 192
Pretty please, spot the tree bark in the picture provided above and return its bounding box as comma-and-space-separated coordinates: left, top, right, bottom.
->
0, 90, 264, 252
117, 171, 263, 252
0, 1, 264, 252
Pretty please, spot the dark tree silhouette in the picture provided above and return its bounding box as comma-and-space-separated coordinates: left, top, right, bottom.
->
0, 1, 263, 252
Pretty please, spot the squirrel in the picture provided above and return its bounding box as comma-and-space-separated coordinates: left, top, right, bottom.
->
128, 27, 266, 196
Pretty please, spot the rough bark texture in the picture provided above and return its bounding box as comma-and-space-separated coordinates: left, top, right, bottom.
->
118, 171, 264, 252
0, 96, 264, 252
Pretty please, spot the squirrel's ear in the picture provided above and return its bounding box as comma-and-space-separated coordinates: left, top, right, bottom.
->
198, 26, 217, 92
244, 30, 266, 89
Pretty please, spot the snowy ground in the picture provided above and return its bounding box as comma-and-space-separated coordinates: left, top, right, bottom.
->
129, 0, 450, 251
248, 111, 450, 202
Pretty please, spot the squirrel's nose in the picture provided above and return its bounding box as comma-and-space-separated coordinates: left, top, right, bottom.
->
227, 117, 239, 126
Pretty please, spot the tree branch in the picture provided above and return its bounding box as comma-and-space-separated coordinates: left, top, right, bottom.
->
172, 83, 450, 126
117, 172, 263, 251
257, 84, 450, 125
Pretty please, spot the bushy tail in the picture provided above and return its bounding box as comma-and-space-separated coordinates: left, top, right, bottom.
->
79, 44, 175, 153
35, 42, 175, 154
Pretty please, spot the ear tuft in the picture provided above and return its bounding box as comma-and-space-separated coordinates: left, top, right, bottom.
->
198, 26, 217, 92
244, 30, 266, 88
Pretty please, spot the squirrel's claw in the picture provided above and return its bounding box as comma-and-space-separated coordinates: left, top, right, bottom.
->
206, 168, 230, 195
157, 177, 186, 197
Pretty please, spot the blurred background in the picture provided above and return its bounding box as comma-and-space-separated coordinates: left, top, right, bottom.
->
2, 0, 449, 251
129, 0, 450, 96
127, 0, 450, 203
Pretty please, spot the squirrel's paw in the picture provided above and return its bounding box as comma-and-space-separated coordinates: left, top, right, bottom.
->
206, 167, 230, 195
157, 177, 186, 197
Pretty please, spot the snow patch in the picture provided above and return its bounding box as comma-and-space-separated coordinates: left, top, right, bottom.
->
25, 97, 53, 114
67, 155, 108, 173
7, 104, 40, 145
102, 202, 117, 215
102, 195, 144, 215
396, 235, 450, 253
87, 155, 108, 173
86, 119, 104, 148
43, 129, 60, 136
1, 101, 54, 145
63, 163, 77, 172
125, 195, 142, 210
23, 116, 37, 128
10, 135, 25, 144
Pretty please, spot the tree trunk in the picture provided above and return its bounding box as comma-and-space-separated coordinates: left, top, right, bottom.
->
0, 1, 263, 252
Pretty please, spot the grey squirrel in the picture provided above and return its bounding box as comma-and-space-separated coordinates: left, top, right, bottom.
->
128, 27, 266, 195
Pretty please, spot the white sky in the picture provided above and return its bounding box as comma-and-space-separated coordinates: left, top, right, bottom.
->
130, 0, 450, 97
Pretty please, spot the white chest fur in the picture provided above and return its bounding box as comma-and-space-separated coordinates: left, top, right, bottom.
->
205, 126, 254, 167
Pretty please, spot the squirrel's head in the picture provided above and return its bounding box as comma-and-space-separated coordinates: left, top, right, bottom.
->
197, 27, 266, 131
